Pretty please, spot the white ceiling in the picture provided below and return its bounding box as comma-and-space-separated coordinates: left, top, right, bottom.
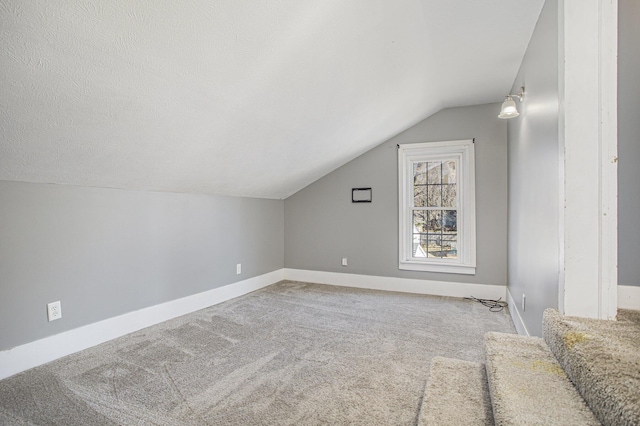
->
0, 0, 544, 199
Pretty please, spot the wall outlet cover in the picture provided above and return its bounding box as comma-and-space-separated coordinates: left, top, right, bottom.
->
47, 301, 62, 321
236, 264, 241, 274
341, 258, 348, 266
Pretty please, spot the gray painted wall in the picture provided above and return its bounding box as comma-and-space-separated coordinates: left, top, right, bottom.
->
507, 0, 559, 337
0, 181, 284, 350
285, 103, 508, 286
618, 0, 640, 287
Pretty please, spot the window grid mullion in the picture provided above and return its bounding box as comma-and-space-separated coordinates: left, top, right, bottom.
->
410, 160, 455, 260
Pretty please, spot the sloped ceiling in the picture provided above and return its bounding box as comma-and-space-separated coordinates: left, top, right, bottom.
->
0, 0, 544, 199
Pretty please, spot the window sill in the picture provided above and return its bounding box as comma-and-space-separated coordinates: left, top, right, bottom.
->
399, 261, 476, 275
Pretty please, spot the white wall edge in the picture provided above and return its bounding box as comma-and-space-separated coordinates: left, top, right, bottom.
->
0, 269, 284, 380
618, 285, 640, 310
506, 287, 530, 336
558, 0, 619, 320
598, 0, 618, 320
284, 269, 506, 300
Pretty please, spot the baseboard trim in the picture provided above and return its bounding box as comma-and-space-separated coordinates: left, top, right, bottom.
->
283, 269, 506, 300
506, 288, 530, 336
0, 269, 284, 380
618, 285, 640, 310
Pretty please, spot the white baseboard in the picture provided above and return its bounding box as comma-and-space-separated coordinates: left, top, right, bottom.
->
0, 269, 284, 380
505, 285, 640, 336
618, 285, 640, 310
506, 288, 530, 336
283, 269, 506, 300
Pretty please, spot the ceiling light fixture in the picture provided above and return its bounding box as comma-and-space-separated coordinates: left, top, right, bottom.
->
498, 87, 525, 119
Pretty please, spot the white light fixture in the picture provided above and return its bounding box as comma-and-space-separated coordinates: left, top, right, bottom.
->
498, 87, 525, 119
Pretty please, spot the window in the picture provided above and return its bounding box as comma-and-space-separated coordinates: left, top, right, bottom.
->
398, 140, 476, 274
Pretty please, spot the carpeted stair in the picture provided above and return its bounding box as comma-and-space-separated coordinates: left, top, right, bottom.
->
420, 309, 640, 426
418, 357, 494, 426
484, 332, 599, 425
543, 309, 640, 426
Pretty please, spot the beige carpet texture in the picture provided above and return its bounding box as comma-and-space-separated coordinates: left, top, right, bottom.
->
0, 280, 515, 425
418, 356, 494, 426
484, 332, 600, 426
543, 308, 640, 426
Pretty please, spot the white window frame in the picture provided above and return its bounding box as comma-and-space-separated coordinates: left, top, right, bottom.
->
398, 140, 476, 274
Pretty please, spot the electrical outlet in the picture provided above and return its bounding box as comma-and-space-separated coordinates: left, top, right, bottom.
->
522, 294, 526, 312
236, 263, 241, 274
341, 258, 348, 266
47, 301, 62, 321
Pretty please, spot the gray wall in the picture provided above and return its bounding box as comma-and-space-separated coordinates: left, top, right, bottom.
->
507, 0, 559, 337
285, 103, 508, 286
0, 181, 284, 350
618, 0, 640, 287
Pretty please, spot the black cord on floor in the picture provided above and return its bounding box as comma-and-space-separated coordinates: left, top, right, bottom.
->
464, 296, 508, 312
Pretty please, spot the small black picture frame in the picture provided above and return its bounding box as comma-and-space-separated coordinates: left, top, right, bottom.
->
352, 188, 372, 203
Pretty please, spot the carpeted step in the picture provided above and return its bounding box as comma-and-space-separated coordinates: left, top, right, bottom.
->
418, 356, 493, 426
484, 332, 599, 426
543, 308, 640, 426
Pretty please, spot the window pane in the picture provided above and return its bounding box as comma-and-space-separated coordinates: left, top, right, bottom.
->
412, 234, 428, 258
443, 210, 457, 233
413, 210, 428, 233
427, 210, 442, 233
427, 235, 442, 258
413, 162, 427, 185
441, 235, 458, 259
414, 186, 427, 207
425, 235, 458, 258
427, 162, 441, 184
442, 160, 456, 184
427, 184, 442, 207
442, 184, 457, 207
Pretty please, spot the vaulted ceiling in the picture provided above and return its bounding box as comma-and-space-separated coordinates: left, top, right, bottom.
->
0, 0, 544, 199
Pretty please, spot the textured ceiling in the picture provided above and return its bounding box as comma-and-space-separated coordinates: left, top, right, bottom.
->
0, 0, 544, 199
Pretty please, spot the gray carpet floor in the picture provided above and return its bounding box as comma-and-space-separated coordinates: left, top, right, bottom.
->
0, 280, 516, 425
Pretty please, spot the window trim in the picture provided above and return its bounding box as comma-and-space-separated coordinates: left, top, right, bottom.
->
398, 140, 476, 274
